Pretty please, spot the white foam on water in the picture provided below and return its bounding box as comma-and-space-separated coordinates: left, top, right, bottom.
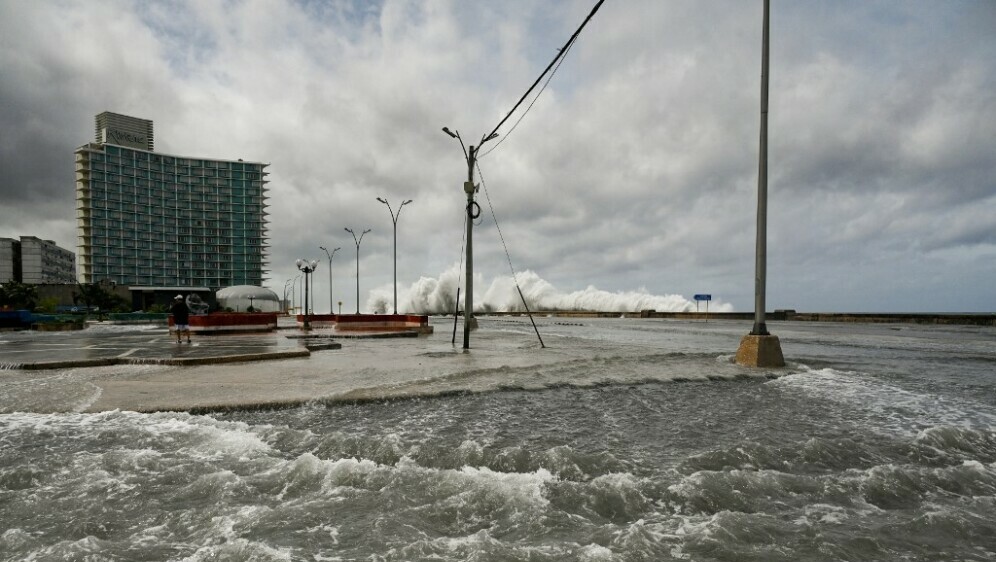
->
768, 366, 996, 436
578, 542, 614, 560
82, 323, 165, 334
151, 415, 276, 460
452, 464, 555, 508
795, 503, 849, 527
178, 538, 292, 562
21, 535, 109, 562
609, 516, 683, 558
0, 410, 277, 466
1, 528, 32, 551
70, 382, 102, 413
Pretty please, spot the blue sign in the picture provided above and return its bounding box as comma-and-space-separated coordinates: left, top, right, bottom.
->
693, 294, 712, 301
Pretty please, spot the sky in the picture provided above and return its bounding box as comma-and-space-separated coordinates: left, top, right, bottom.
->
1, 0, 994, 314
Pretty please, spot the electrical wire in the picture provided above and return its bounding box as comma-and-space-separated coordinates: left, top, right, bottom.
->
482, 0, 605, 144
456, 206, 466, 304
479, 38, 577, 159
475, 163, 516, 283
476, 161, 545, 347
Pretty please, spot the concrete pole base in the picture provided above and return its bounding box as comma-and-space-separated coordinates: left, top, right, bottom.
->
735, 334, 785, 368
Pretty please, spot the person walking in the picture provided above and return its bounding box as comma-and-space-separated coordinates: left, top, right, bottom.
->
170, 294, 191, 343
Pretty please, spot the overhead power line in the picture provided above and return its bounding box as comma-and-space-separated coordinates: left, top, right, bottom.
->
483, 0, 606, 145
480, 38, 576, 159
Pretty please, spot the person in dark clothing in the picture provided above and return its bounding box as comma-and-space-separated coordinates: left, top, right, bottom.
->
171, 294, 191, 343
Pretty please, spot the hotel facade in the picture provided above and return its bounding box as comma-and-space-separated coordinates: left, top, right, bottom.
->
75, 112, 269, 293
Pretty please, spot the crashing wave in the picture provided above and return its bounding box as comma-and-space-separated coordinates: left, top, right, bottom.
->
365, 264, 733, 315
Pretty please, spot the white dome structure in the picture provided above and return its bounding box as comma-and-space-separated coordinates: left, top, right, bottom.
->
216, 285, 281, 313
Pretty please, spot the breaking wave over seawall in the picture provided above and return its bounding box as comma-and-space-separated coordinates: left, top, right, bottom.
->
366, 265, 734, 314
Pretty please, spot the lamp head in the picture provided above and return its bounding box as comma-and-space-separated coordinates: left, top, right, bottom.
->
376, 197, 386, 204
311, 260, 319, 269
483, 132, 499, 143
402, 199, 413, 206
442, 127, 458, 139
320, 245, 327, 251
295, 259, 303, 268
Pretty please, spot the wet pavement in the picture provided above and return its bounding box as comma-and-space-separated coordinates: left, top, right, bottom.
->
0, 317, 571, 413
0, 326, 314, 369
1, 316, 784, 414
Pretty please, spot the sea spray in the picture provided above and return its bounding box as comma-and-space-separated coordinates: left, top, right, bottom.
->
366, 264, 733, 314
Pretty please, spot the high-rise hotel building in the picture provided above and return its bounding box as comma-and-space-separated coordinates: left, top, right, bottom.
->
75, 112, 269, 290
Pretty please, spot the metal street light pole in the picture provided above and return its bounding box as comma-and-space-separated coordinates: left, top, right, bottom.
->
344, 227, 371, 314
736, 0, 784, 368
290, 276, 298, 312
376, 197, 413, 315
283, 279, 294, 313
320, 245, 341, 315
752, 0, 771, 337
442, 127, 497, 349
296, 259, 318, 329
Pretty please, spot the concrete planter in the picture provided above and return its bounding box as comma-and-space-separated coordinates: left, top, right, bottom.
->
295, 313, 433, 334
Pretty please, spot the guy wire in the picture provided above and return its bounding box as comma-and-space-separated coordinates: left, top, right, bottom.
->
479, 38, 577, 160
453, 208, 467, 345
476, 161, 545, 348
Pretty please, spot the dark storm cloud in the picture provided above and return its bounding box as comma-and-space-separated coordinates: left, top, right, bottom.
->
1, 0, 993, 312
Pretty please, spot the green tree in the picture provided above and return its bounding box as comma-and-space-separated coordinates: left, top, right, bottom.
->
73, 283, 130, 313
36, 297, 59, 313
0, 281, 39, 310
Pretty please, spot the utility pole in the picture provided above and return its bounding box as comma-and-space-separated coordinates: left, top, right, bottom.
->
443, 127, 497, 349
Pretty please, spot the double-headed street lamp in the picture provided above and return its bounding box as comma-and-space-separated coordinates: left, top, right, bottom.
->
319, 245, 341, 315
344, 227, 371, 314
376, 197, 413, 315
296, 259, 319, 329
442, 126, 498, 349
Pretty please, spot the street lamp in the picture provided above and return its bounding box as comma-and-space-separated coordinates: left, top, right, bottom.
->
283, 278, 294, 313
344, 227, 371, 314
442, 126, 498, 349
319, 245, 341, 315
289, 275, 300, 312
376, 197, 413, 315
735, 0, 784, 368
296, 259, 319, 329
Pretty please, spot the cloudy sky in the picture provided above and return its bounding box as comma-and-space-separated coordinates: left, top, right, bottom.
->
1, 0, 994, 313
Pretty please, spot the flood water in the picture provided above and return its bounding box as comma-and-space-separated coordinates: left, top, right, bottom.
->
1, 318, 995, 561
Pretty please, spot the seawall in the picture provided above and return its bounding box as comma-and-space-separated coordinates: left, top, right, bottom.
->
476, 310, 996, 326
